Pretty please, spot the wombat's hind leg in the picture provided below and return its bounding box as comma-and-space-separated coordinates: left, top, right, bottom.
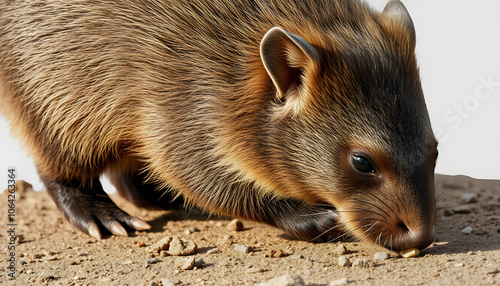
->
41, 176, 151, 239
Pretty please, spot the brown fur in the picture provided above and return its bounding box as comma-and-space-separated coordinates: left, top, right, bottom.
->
0, 0, 437, 250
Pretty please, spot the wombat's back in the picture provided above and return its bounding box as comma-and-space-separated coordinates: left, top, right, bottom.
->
0, 0, 377, 180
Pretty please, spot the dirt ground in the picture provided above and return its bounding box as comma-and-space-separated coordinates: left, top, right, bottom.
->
1, 174, 499, 286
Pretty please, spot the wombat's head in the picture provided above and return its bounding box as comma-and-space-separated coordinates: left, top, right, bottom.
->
261, 0, 437, 251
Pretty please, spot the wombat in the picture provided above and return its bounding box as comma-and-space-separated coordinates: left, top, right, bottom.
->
0, 0, 438, 251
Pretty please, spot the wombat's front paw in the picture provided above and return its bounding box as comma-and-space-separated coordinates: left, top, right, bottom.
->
264, 200, 343, 242
286, 209, 343, 242
42, 176, 151, 239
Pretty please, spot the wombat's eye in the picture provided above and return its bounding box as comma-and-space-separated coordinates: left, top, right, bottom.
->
352, 154, 375, 173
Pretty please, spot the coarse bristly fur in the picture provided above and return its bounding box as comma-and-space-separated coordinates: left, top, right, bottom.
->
0, 0, 438, 251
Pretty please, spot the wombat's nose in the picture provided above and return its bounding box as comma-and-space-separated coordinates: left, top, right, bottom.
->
395, 222, 435, 251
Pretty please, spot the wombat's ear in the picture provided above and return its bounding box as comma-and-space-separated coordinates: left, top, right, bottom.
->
383, 0, 416, 44
260, 27, 319, 101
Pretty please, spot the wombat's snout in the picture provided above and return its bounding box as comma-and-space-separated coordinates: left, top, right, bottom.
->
341, 205, 436, 252
389, 218, 435, 251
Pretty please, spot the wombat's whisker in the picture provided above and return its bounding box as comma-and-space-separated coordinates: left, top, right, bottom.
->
435, 188, 450, 203
311, 224, 343, 242
352, 217, 390, 225
376, 232, 383, 246
370, 191, 400, 218
362, 221, 380, 236
298, 208, 337, 217
355, 198, 392, 219
348, 207, 387, 222
327, 231, 353, 243
298, 212, 333, 217
311, 203, 336, 208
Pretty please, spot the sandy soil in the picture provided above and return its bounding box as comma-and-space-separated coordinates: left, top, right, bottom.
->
1, 174, 499, 286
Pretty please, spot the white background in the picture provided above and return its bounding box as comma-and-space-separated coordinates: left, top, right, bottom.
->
1, 0, 499, 192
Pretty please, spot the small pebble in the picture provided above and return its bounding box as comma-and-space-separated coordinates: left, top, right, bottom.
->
221, 235, 234, 245
40, 275, 56, 282
26, 270, 33, 274
461, 193, 478, 204
461, 226, 473, 234
207, 248, 218, 254
454, 263, 464, 267
234, 244, 253, 253
270, 249, 284, 258
194, 258, 204, 268
257, 273, 305, 286
374, 252, 390, 260
443, 208, 454, 216
245, 267, 264, 274
333, 244, 347, 256
175, 256, 195, 270
291, 254, 303, 259
337, 256, 351, 267
161, 278, 176, 286
18, 260, 27, 265
123, 260, 133, 265
146, 258, 160, 265
452, 205, 473, 214
42, 256, 57, 261
330, 277, 349, 286
43, 250, 56, 256
400, 248, 419, 258
352, 258, 372, 268
227, 219, 245, 231
15, 234, 25, 244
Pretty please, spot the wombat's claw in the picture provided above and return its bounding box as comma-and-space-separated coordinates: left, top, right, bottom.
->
109, 221, 128, 236
130, 217, 152, 230
87, 216, 150, 239
88, 222, 103, 240
88, 218, 149, 239
81, 206, 151, 238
